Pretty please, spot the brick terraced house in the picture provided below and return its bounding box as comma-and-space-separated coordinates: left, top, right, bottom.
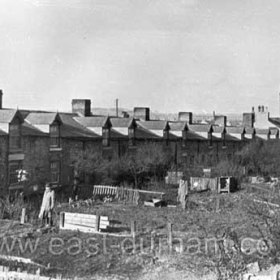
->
0, 90, 279, 193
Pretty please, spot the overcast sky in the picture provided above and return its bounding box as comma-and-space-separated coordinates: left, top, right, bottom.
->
1, 0, 280, 115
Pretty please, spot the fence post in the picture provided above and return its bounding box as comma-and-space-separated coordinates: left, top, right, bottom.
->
167, 222, 173, 254
131, 220, 136, 238
59, 212, 65, 228
151, 230, 156, 252
95, 215, 100, 232
20, 208, 26, 224
216, 196, 220, 213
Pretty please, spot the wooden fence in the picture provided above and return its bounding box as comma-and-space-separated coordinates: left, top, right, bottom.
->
92, 185, 165, 205
0, 265, 68, 280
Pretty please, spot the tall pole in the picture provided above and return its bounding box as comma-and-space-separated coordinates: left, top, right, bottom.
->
116, 98, 119, 117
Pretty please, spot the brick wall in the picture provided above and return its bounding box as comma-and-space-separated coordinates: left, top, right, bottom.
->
22, 135, 50, 185
0, 135, 9, 194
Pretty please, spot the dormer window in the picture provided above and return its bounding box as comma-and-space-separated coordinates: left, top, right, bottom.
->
163, 129, 169, 145
102, 127, 110, 147
50, 161, 60, 183
50, 123, 60, 148
128, 127, 135, 146
182, 130, 187, 147
208, 132, 213, 147
9, 122, 21, 150
222, 132, 226, 148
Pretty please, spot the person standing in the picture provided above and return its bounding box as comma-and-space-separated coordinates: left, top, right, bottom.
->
38, 183, 55, 227
178, 179, 189, 209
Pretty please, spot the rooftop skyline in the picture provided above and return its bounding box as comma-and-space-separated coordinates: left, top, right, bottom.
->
1, 0, 280, 115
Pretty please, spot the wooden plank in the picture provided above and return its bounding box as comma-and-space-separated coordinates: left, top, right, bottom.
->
64, 212, 96, 220
253, 199, 280, 208
131, 220, 136, 238
95, 215, 100, 232
59, 212, 65, 228
63, 224, 97, 233
167, 222, 173, 254
20, 208, 26, 224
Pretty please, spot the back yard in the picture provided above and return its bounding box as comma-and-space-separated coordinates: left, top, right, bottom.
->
0, 182, 279, 280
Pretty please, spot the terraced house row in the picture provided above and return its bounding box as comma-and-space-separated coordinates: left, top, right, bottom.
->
0, 90, 279, 192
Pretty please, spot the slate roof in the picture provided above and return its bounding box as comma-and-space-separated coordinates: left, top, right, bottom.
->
169, 121, 187, 131
226, 126, 245, 134
0, 128, 7, 135
244, 127, 255, 134
137, 120, 168, 131
0, 109, 18, 123
19, 109, 55, 119
74, 116, 110, 128
21, 121, 48, 137
268, 118, 280, 127
59, 114, 101, 139
25, 112, 57, 125
188, 124, 212, 133
185, 130, 207, 141
224, 134, 242, 141
212, 125, 225, 133
110, 117, 135, 128
255, 128, 269, 135
134, 126, 161, 140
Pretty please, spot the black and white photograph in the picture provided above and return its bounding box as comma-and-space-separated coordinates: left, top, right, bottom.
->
0, 0, 280, 279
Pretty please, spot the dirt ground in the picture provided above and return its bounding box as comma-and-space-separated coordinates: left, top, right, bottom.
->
0, 184, 278, 279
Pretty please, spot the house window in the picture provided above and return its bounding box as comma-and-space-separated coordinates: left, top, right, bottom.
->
189, 155, 195, 165
208, 132, 213, 147
201, 154, 205, 164
164, 130, 169, 146
222, 133, 226, 148
50, 125, 59, 133
182, 130, 187, 147
50, 124, 60, 148
207, 154, 213, 166
9, 124, 21, 150
50, 136, 60, 147
9, 161, 22, 185
50, 161, 60, 183
102, 128, 110, 147
128, 128, 135, 146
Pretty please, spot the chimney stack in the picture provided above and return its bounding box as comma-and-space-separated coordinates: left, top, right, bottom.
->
133, 107, 150, 121
72, 99, 91, 117
243, 113, 255, 128
214, 115, 227, 127
178, 112, 193, 124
